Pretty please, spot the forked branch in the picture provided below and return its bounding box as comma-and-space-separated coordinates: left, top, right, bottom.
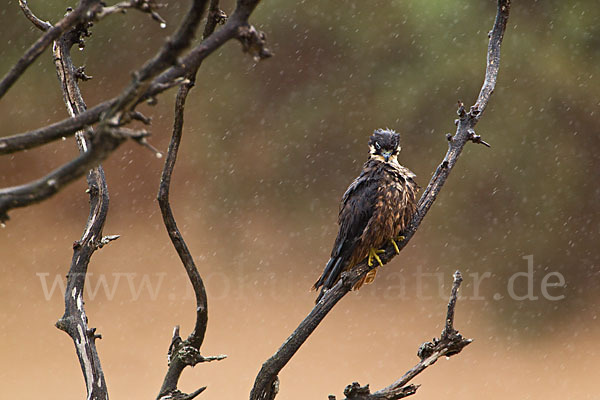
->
250, 1, 511, 399
332, 271, 471, 400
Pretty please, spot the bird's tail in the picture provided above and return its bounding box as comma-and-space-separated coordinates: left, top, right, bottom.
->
312, 256, 344, 303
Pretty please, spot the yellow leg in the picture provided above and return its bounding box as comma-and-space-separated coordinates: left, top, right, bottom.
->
367, 247, 385, 267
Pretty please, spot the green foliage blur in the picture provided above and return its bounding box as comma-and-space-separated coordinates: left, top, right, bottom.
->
1, 0, 598, 333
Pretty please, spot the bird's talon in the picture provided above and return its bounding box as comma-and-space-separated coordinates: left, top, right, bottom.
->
391, 239, 400, 254
368, 247, 385, 267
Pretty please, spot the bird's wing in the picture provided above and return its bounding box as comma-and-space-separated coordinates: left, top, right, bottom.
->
313, 168, 379, 297
334, 173, 376, 259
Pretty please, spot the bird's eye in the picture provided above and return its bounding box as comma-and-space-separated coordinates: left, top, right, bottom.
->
375, 142, 381, 150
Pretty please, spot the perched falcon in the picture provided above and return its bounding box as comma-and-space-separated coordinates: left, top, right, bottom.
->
313, 129, 419, 302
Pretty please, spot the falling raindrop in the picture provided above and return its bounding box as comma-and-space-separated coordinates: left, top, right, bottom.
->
160, 22, 167, 29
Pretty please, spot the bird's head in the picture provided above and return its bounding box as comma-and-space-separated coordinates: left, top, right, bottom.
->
368, 128, 401, 163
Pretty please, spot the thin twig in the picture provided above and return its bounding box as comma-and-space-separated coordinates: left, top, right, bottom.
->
443, 270, 462, 335
203, 0, 227, 39
95, 0, 167, 25
19, 0, 52, 31
249, 2, 511, 399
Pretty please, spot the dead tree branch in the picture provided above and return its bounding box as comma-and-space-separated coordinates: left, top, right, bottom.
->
156, 80, 211, 400
0, 0, 270, 223
95, 0, 167, 24
0, 126, 148, 222
51, 12, 112, 400
19, 0, 52, 31
156, 2, 227, 399
249, 1, 511, 399
332, 271, 471, 400
2, 0, 267, 397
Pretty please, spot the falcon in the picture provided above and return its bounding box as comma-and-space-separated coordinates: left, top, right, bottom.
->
313, 129, 419, 302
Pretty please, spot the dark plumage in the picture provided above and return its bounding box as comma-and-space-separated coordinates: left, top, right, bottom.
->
313, 129, 419, 302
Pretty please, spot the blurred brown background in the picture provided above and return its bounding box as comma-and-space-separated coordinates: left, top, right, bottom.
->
1, 0, 599, 398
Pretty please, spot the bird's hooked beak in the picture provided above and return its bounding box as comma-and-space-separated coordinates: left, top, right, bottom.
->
382, 151, 392, 162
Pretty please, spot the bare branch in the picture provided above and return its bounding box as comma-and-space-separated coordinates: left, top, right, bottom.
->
156, 80, 210, 400
330, 272, 471, 400
0, 99, 115, 155
0, 0, 102, 99
377, 272, 471, 395
339, 383, 419, 400
472, 0, 511, 123
202, 0, 227, 40
105, 0, 208, 116
0, 126, 147, 223
95, 0, 167, 25
19, 0, 52, 31
155, 4, 227, 398
443, 270, 462, 336
250, 2, 511, 399
51, 15, 110, 400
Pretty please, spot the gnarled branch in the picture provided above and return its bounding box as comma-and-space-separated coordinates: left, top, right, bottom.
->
249, 1, 511, 399
156, 2, 227, 398
51, 12, 111, 400
335, 271, 471, 400
329, 276, 470, 400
